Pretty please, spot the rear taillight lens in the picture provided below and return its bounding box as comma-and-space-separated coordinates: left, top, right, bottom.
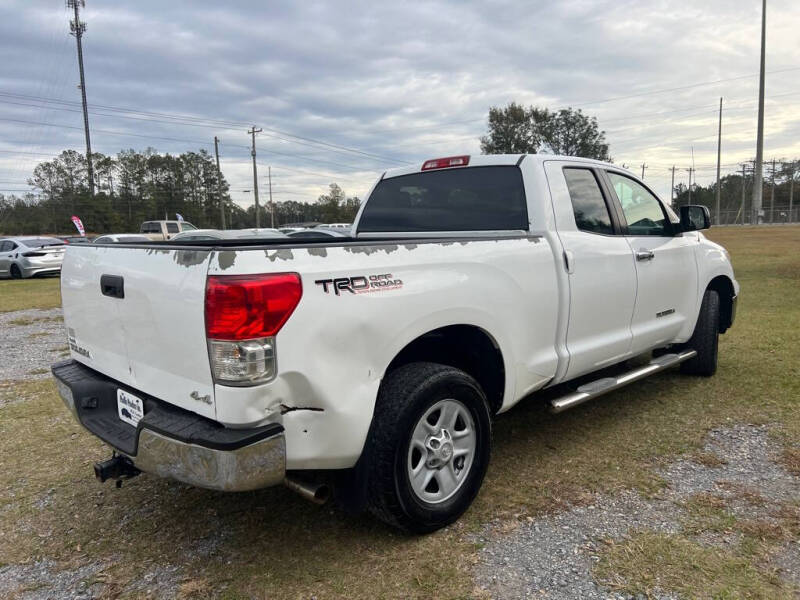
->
205, 273, 302, 340
205, 273, 302, 386
23, 251, 46, 257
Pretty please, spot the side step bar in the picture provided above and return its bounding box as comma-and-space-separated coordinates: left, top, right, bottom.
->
550, 350, 697, 414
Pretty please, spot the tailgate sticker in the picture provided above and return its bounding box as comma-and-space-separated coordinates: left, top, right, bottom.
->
67, 327, 92, 359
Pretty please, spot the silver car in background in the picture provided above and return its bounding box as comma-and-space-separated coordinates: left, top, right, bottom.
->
0, 237, 66, 279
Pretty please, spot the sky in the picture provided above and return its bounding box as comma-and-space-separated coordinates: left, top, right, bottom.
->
1, 0, 798, 210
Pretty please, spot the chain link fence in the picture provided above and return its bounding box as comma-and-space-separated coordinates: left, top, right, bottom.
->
716, 206, 799, 226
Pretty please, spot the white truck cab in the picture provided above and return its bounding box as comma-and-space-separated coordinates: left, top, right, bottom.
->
139, 220, 197, 240
53, 154, 737, 532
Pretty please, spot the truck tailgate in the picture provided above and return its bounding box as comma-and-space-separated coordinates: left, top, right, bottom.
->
60, 245, 217, 420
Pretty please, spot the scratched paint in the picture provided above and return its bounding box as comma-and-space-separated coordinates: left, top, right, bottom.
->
217, 250, 236, 270
265, 249, 294, 262
173, 249, 210, 267
307, 247, 328, 258
343, 244, 399, 256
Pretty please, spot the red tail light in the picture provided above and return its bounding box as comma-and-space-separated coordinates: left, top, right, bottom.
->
421, 155, 470, 171
205, 273, 302, 340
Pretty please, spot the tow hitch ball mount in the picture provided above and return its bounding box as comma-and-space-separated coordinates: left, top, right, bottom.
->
94, 453, 140, 488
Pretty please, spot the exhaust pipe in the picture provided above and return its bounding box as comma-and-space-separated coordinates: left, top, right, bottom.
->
94, 454, 140, 484
285, 476, 331, 505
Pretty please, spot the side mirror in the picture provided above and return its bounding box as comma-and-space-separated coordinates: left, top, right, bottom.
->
680, 205, 711, 232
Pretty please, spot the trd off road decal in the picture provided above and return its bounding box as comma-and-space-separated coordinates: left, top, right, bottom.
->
315, 273, 403, 295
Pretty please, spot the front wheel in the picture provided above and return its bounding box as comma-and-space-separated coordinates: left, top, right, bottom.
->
680, 289, 720, 376
364, 362, 492, 533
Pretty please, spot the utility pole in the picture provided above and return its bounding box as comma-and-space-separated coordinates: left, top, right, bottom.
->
640, 163, 647, 179
68, 0, 94, 196
715, 97, 723, 225
248, 126, 262, 227
670, 165, 676, 205
268, 166, 274, 228
789, 161, 795, 223
769, 158, 776, 223
752, 0, 767, 224
741, 164, 748, 225
686, 167, 695, 204
214, 136, 225, 229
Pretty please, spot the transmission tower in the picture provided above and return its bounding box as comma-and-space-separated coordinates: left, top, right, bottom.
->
67, 0, 94, 196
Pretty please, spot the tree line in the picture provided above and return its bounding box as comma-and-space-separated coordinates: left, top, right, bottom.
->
673, 161, 798, 224
0, 149, 361, 235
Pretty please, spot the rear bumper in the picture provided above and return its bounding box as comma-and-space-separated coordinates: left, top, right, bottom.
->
52, 360, 285, 491
20, 263, 61, 277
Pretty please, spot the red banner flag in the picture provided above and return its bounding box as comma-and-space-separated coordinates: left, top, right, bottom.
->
70, 215, 86, 237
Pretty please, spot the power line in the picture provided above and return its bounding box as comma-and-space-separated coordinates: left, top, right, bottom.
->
567, 66, 800, 107
0, 91, 410, 165
0, 116, 379, 172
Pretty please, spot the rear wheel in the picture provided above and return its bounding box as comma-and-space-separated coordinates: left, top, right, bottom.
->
364, 362, 491, 533
10, 264, 22, 279
680, 289, 720, 376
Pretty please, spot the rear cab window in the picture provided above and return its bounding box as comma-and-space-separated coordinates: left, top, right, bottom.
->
357, 166, 528, 232
563, 168, 614, 234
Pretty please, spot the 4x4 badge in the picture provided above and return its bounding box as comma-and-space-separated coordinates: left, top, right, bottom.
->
190, 391, 212, 404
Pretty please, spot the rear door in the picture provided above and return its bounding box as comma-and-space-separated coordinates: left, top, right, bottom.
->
0, 241, 12, 276
603, 170, 698, 354
545, 162, 638, 379
61, 244, 217, 419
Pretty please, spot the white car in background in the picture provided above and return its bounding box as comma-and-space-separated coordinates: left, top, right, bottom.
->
170, 228, 287, 242
0, 236, 66, 279
93, 234, 151, 244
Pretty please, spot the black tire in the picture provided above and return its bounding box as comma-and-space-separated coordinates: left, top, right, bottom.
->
9, 264, 22, 279
680, 289, 720, 376
364, 362, 492, 533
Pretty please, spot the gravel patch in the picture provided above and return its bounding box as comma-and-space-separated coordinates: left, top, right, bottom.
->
0, 559, 107, 600
473, 424, 800, 599
0, 308, 66, 382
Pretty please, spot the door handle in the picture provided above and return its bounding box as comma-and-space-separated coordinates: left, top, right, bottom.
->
100, 274, 125, 299
636, 249, 655, 261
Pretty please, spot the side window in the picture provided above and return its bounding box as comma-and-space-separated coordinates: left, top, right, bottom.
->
607, 172, 669, 236
140, 223, 151, 233
563, 168, 614, 234
166, 223, 179, 234
0, 241, 9, 252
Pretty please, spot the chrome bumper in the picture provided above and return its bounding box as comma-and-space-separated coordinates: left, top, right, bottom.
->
130, 429, 285, 492
54, 365, 285, 492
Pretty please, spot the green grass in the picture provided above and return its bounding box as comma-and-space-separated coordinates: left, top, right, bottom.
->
0, 277, 61, 312
0, 226, 798, 598
595, 531, 791, 599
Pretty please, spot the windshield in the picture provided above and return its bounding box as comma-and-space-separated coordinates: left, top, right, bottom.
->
19, 237, 65, 247
358, 166, 528, 232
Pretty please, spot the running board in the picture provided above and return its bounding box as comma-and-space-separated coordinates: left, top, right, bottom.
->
549, 350, 697, 414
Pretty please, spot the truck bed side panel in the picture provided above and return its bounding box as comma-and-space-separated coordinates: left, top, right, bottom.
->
208, 237, 560, 469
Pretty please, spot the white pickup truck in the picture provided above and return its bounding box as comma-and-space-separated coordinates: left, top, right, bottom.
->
52, 154, 738, 532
